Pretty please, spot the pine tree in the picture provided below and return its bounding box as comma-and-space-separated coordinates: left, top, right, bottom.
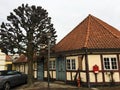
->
0, 4, 57, 86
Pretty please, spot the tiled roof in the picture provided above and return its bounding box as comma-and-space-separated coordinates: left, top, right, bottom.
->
13, 54, 27, 63
54, 14, 120, 52
13, 54, 38, 63
6, 55, 12, 62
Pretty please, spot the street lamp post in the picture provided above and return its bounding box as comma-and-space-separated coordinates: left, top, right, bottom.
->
47, 32, 51, 88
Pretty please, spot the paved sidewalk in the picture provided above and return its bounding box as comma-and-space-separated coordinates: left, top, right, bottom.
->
12, 81, 120, 90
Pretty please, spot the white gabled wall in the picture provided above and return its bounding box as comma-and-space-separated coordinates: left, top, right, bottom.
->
0, 49, 7, 70
87, 54, 120, 83
88, 55, 101, 71
88, 55, 102, 82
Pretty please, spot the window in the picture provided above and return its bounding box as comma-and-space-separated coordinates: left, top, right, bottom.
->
103, 57, 118, 70
33, 63, 37, 70
49, 60, 56, 69
66, 59, 70, 69
66, 59, 76, 70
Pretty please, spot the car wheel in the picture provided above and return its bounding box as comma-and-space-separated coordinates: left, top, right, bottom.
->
4, 82, 10, 90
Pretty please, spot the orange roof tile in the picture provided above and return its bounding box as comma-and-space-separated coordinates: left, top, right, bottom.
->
14, 54, 27, 63
6, 55, 12, 62
13, 54, 38, 63
54, 14, 120, 52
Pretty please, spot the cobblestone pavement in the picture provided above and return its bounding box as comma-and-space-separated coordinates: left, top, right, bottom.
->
12, 81, 120, 90
12, 81, 78, 90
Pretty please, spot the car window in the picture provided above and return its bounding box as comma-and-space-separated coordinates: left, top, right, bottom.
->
0, 71, 22, 75
0, 72, 2, 75
7, 71, 15, 75
0, 71, 7, 75
13, 71, 21, 74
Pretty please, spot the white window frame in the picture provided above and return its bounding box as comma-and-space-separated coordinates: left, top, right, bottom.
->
49, 60, 56, 70
103, 57, 118, 70
66, 59, 76, 70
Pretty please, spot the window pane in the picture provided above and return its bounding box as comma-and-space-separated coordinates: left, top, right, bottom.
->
71, 59, 76, 70
49, 61, 52, 69
104, 58, 110, 69
66, 59, 70, 70
49, 61, 56, 69
53, 61, 56, 69
111, 58, 117, 69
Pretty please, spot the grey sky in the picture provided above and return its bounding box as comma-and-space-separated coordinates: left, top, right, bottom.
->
0, 0, 120, 42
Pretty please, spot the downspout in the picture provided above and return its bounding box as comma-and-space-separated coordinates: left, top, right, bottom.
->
84, 48, 90, 88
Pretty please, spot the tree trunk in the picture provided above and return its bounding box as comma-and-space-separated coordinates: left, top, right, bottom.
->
27, 54, 34, 86
27, 31, 34, 86
27, 44, 34, 86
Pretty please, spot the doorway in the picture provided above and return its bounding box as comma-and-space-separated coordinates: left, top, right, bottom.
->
56, 56, 66, 81
37, 57, 44, 80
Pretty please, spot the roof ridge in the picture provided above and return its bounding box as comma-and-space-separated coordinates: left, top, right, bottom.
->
55, 17, 87, 46
91, 15, 120, 38
84, 15, 91, 48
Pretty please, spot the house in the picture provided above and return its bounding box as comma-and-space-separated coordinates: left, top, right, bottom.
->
49, 14, 120, 87
0, 49, 13, 70
13, 14, 120, 87
12, 54, 38, 79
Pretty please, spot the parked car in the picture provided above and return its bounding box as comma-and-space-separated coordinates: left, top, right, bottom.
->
0, 70, 27, 90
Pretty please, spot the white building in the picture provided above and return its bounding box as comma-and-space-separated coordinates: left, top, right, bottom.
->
0, 49, 12, 70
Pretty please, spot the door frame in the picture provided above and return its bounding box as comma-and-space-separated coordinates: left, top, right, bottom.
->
56, 56, 66, 82
37, 57, 44, 80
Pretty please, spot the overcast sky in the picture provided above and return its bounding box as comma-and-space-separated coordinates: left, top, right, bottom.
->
0, 0, 120, 42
